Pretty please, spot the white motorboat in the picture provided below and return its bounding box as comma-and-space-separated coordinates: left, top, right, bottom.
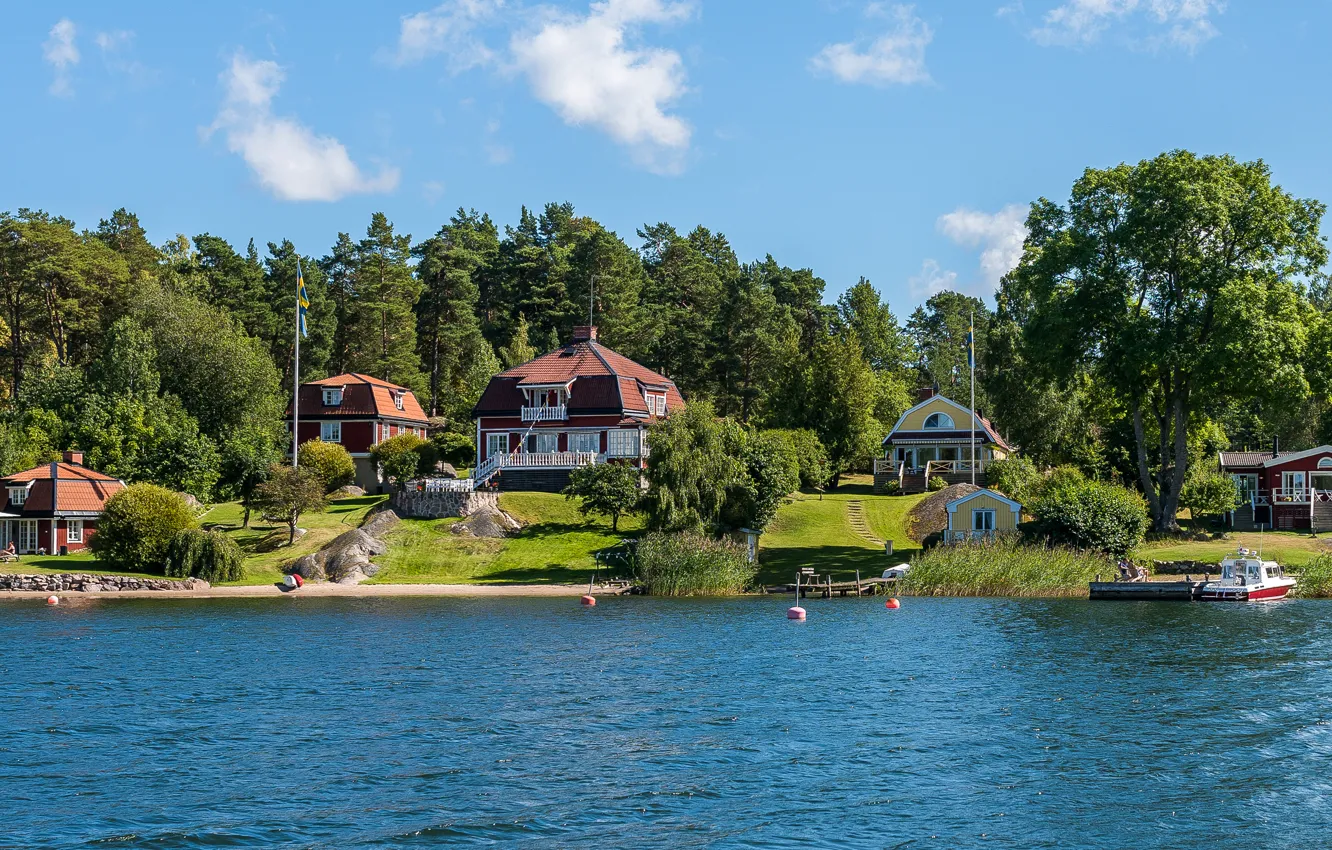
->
1199, 549, 1296, 602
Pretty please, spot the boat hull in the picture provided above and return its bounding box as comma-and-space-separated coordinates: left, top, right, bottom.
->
1199, 583, 1294, 602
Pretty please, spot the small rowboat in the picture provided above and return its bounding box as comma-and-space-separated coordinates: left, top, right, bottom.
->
1199, 550, 1295, 602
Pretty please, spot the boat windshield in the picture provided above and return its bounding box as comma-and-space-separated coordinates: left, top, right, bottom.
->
1249, 563, 1262, 580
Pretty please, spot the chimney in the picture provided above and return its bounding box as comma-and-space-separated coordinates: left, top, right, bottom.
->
1273, 436, 1280, 459
915, 386, 936, 403
63, 450, 84, 467
571, 325, 598, 343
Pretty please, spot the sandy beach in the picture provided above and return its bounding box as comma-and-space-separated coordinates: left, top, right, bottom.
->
0, 583, 629, 601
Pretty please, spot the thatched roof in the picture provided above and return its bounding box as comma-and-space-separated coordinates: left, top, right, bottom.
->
907, 483, 983, 542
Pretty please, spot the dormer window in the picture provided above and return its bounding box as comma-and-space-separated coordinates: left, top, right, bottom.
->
392, 390, 404, 411
923, 412, 955, 429
8, 485, 27, 506
323, 388, 343, 407
644, 393, 666, 416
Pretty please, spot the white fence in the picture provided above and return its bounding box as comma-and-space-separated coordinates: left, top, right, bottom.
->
520, 405, 567, 423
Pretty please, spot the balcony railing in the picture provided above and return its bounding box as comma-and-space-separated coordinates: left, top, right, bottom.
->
925, 460, 987, 477
521, 405, 567, 423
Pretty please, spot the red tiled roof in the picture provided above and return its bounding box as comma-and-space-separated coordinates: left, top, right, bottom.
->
2, 462, 126, 515
1220, 451, 1289, 468
476, 336, 684, 420
286, 373, 429, 423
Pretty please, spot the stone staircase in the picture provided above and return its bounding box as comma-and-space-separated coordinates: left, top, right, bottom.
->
846, 501, 885, 547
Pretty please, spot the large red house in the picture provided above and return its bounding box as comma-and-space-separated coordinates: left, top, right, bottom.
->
0, 451, 126, 554
471, 326, 684, 491
1219, 442, 1332, 531
287, 373, 430, 491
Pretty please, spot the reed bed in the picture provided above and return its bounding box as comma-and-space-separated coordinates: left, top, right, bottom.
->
634, 532, 757, 596
900, 538, 1115, 598
1291, 555, 1332, 598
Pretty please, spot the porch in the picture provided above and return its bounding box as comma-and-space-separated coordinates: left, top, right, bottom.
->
1229, 485, 1332, 532
873, 458, 990, 495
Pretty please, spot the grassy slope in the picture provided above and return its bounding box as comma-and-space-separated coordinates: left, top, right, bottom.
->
203, 496, 386, 585
756, 474, 928, 585
1138, 530, 1328, 569
368, 491, 642, 585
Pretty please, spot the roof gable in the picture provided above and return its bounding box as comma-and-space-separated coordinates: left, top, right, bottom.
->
945, 488, 1022, 513
1263, 445, 1332, 468
884, 394, 1010, 451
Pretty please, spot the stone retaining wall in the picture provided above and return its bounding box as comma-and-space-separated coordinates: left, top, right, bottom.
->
0, 574, 210, 593
393, 489, 498, 519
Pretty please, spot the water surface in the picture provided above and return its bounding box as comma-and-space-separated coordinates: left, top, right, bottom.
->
2, 595, 1331, 848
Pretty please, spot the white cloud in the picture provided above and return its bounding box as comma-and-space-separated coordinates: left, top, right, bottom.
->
811, 4, 932, 86
43, 19, 79, 97
1031, 0, 1222, 50
908, 259, 959, 299
937, 204, 1029, 294
393, 0, 504, 69
209, 52, 400, 202
95, 29, 133, 52
510, 0, 693, 173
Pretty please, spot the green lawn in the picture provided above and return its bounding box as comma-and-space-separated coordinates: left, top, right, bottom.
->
202, 495, 387, 585
1138, 529, 1330, 569
368, 491, 641, 585
0, 551, 165, 579
756, 475, 928, 585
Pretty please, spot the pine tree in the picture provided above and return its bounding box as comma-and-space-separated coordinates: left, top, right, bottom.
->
341, 213, 425, 393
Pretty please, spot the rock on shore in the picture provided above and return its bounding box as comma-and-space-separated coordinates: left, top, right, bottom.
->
289, 509, 401, 584
0, 574, 210, 592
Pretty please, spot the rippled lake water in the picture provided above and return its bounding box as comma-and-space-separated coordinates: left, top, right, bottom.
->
3, 595, 1332, 848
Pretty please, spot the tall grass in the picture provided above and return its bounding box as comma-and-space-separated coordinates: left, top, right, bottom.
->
1291, 554, 1332, 598
634, 532, 757, 596
901, 538, 1115, 598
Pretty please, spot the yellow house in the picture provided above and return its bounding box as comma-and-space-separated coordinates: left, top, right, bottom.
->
875, 389, 1013, 493
944, 489, 1022, 543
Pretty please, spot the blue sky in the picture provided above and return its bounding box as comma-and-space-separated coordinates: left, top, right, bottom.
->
3, 1, 1328, 313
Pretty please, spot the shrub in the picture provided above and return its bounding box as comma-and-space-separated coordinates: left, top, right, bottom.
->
371, 433, 429, 487
634, 531, 756, 596
91, 483, 198, 573
1027, 480, 1149, 556
985, 456, 1041, 502
1179, 468, 1239, 520
565, 462, 642, 531
164, 528, 244, 583
1294, 555, 1332, 598
721, 431, 801, 532
430, 431, 475, 468
770, 429, 832, 490
927, 475, 948, 492
297, 440, 356, 493
879, 480, 902, 496
902, 538, 1114, 597
1033, 464, 1087, 502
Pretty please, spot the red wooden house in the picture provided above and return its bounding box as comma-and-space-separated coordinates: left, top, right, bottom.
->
287, 373, 430, 491
1219, 441, 1332, 531
0, 451, 126, 554
471, 326, 684, 491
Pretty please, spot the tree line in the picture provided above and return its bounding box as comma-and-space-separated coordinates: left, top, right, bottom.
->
0, 203, 976, 500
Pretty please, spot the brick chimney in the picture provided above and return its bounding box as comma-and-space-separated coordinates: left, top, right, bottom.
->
915, 386, 936, 403
63, 450, 84, 466
571, 325, 598, 343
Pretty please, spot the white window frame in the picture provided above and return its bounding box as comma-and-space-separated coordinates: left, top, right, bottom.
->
973, 508, 996, 531
1283, 471, 1307, 493
66, 519, 83, 544
392, 391, 405, 411
532, 432, 559, 453
487, 433, 509, 458
570, 432, 601, 454
321, 421, 341, 443
607, 429, 640, 458
322, 388, 343, 407
924, 412, 955, 429
8, 486, 27, 506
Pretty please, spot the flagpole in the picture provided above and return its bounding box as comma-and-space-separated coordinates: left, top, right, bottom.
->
292, 256, 302, 468
969, 310, 976, 487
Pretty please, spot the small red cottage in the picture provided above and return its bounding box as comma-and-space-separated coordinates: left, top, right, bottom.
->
0, 451, 126, 554
287, 373, 430, 491
471, 326, 684, 491
1219, 442, 1332, 531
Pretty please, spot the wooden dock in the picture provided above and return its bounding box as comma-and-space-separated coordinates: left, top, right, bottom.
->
765, 577, 897, 598
1088, 580, 1205, 601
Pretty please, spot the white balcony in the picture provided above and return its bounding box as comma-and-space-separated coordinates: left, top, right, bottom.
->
521, 405, 567, 423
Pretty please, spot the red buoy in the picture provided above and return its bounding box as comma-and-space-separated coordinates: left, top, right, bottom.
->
787, 606, 806, 620
885, 598, 901, 610
46, 595, 59, 606
581, 595, 597, 606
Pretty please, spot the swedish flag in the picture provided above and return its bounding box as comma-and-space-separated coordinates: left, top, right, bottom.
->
297, 257, 309, 339
965, 323, 974, 370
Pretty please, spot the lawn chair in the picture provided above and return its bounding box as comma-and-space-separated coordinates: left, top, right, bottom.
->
0, 550, 18, 563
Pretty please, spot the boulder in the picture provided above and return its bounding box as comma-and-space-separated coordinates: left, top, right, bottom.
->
361, 508, 401, 539
331, 485, 367, 499
289, 528, 388, 584
450, 505, 521, 539
178, 492, 204, 511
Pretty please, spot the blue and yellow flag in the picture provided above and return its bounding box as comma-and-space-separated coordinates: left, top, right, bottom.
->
297, 257, 309, 339
965, 323, 974, 370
